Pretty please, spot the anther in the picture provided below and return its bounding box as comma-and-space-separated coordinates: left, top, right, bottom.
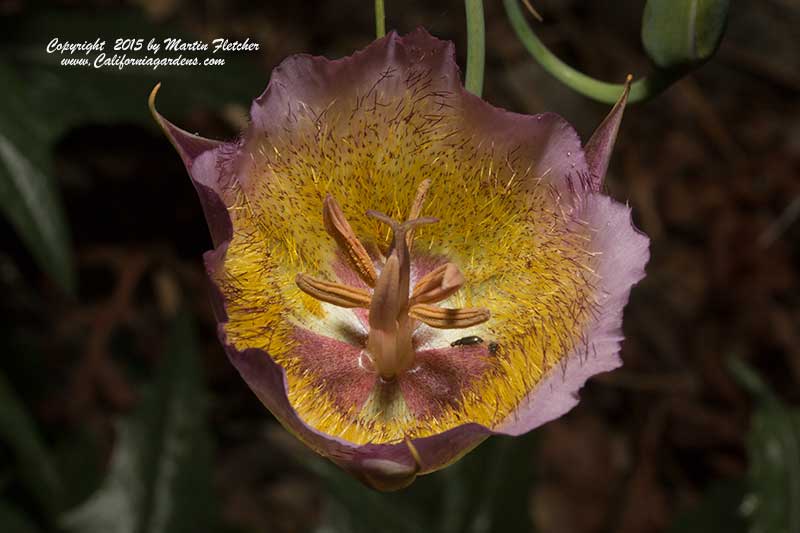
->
295, 189, 491, 380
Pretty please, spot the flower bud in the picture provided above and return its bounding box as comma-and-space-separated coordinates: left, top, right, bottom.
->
642, 0, 730, 70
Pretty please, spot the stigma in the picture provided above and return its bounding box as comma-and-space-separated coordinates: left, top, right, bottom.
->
295, 180, 490, 380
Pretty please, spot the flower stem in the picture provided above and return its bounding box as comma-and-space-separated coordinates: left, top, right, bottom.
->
464, 0, 485, 97
375, 0, 386, 38
503, 0, 680, 104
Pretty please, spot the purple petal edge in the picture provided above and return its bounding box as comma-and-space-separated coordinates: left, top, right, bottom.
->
492, 84, 644, 435
583, 78, 632, 190
494, 194, 649, 435
149, 84, 233, 246
248, 28, 456, 135
150, 31, 495, 492
245, 28, 592, 196
202, 245, 489, 491
153, 31, 648, 489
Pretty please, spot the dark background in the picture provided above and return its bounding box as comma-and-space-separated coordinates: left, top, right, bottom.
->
1, 0, 799, 532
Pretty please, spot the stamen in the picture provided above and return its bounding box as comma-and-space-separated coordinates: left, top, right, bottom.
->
296, 192, 491, 380
404, 435, 423, 472
410, 263, 465, 305
408, 304, 491, 329
408, 179, 432, 222
406, 179, 432, 250
295, 273, 372, 308
323, 194, 378, 287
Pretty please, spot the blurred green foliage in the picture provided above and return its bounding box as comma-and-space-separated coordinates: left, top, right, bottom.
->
0, 307, 218, 533
0, 5, 797, 533
0, 62, 75, 293
667, 360, 800, 533
0, 372, 63, 522
299, 433, 537, 533
61, 313, 217, 533
668, 480, 747, 533
730, 359, 800, 533
0, 8, 263, 293
0, 501, 41, 533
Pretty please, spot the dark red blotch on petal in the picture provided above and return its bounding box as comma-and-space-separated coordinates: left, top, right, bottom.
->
399, 345, 491, 418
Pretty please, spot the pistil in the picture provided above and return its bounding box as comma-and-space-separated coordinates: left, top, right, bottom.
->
295, 181, 491, 380
365, 211, 437, 378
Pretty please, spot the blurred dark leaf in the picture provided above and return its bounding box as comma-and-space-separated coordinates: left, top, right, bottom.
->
729, 358, 800, 533
53, 428, 104, 511
0, 501, 41, 533
294, 449, 425, 533
0, 62, 75, 293
62, 312, 217, 533
743, 397, 800, 533
668, 479, 747, 533
0, 9, 264, 131
467, 434, 536, 533
438, 434, 536, 533
296, 432, 536, 533
0, 8, 264, 290
0, 371, 63, 519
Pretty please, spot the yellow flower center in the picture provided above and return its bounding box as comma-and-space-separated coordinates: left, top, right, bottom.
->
213, 81, 600, 444
295, 180, 490, 380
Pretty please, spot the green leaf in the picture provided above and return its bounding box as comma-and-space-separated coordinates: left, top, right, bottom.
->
0, 371, 63, 519
728, 358, 800, 533
743, 400, 800, 533
0, 63, 75, 293
62, 313, 217, 533
668, 479, 747, 533
642, 0, 730, 70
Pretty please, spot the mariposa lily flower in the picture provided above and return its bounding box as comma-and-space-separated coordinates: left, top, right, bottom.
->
150, 28, 648, 491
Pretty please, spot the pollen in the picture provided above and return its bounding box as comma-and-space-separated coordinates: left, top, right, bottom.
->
212, 67, 599, 445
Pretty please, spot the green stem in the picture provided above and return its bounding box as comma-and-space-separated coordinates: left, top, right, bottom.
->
503, 0, 679, 104
464, 0, 486, 96
375, 0, 386, 38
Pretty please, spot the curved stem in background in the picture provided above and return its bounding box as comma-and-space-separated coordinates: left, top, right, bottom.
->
503, 0, 680, 104
375, 0, 386, 38
464, 0, 486, 96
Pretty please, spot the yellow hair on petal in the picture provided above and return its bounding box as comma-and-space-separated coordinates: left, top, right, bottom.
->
217, 73, 598, 445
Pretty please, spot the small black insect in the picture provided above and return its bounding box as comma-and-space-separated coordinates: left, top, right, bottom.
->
488, 341, 499, 355
451, 335, 484, 347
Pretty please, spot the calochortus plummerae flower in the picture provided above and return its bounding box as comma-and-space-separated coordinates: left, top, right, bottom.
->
151, 29, 649, 491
